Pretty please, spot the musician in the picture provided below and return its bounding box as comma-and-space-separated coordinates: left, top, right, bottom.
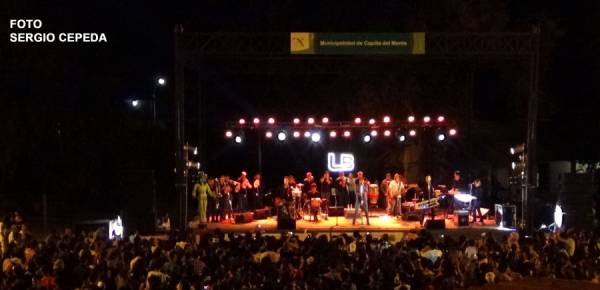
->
380, 173, 392, 211
470, 178, 484, 223
253, 173, 263, 209
219, 176, 235, 222
306, 182, 321, 221
336, 172, 348, 209
320, 171, 333, 207
191, 172, 214, 224
388, 173, 405, 216
346, 172, 357, 209
303, 172, 315, 194
207, 177, 220, 223
445, 170, 466, 218
352, 171, 370, 225
421, 175, 436, 219
237, 172, 252, 211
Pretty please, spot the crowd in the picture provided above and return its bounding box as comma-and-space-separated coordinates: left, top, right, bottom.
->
2, 210, 600, 289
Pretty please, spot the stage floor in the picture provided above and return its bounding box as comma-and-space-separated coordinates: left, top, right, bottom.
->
193, 209, 512, 237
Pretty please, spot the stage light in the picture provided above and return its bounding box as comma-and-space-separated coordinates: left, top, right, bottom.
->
354, 117, 362, 124
423, 116, 431, 123
408, 116, 415, 123
131, 99, 140, 107
293, 118, 300, 124
193, 147, 198, 155
437, 116, 445, 122
234, 135, 243, 144
449, 128, 457, 136
384, 130, 391, 137
409, 129, 417, 136
239, 118, 246, 125
253, 117, 260, 125
437, 133, 446, 142
267, 117, 275, 124
265, 131, 273, 138
399, 135, 406, 142
311, 132, 321, 143
383, 116, 391, 123
362, 134, 372, 143
277, 131, 287, 141
304, 131, 311, 138
225, 130, 233, 138
329, 131, 337, 138
370, 130, 378, 137
293, 131, 301, 138
307, 117, 315, 124
322, 117, 329, 124
157, 77, 167, 87
369, 118, 376, 125
343, 130, 351, 138
395, 129, 407, 143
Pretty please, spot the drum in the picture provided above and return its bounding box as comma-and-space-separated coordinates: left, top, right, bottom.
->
310, 198, 322, 208
368, 184, 379, 205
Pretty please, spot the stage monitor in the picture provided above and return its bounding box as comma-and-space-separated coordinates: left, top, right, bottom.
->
327, 152, 355, 172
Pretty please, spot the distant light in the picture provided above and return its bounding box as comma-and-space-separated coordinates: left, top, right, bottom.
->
293, 131, 301, 138
131, 100, 140, 107
383, 116, 391, 123
409, 130, 417, 136
311, 132, 321, 143
423, 116, 431, 123
277, 132, 287, 141
239, 118, 246, 125
234, 136, 243, 144
307, 117, 315, 124
437, 116, 445, 122
362, 134, 372, 143
370, 130, 378, 137
510, 147, 515, 155
354, 117, 362, 124
193, 147, 198, 155
267, 117, 275, 124
384, 130, 391, 137
157, 77, 167, 86
449, 128, 457, 136
265, 131, 273, 138
369, 118, 376, 125
304, 131, 311, 138
437, 133, 446, 141
511, 161, 516, 170
329, 131, 337, 138
322, 117, 329, 124
253, 117, 260, 124
408, 116, 415, 123
343, 130, 351, 138
225, 131, 233, 138
293, 118, 301, 124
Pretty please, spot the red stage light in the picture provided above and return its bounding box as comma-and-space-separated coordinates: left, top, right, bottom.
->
225, 130, 233, 138
293, 118, 300, 124
304, 131, 311, 138
384, 130, 391, 137
329, 131, 337, 138
369, 118, 376, 125
307, 117, 315, 124
370, 130, 378, 137
408, 116, 415, 123
449, 128, 457, 136
265, 131, 273, 138
343, 130, 351, 138
253, 117, 260, 124
322, 117, 329, 124
354, 117, 362, 124
267, 117, 275, 124
437, 116, 445, 122
293, 131, 301, 138
423, 116, 431, 123
383, 116, 391, 123
409, 129, 417, 136
239, 118, 246, 125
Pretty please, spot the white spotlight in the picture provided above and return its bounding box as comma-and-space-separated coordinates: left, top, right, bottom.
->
277, 132, 287, 141
311, 132, 321, 143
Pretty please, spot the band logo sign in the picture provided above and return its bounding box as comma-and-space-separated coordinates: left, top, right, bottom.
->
327, 152, 355, 172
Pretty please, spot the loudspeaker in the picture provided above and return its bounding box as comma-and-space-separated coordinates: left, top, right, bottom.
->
425, 219, 445, 230
328, 207, 345, 217
253, 207, 271, 220
234, 212, 254, 224
456, 210, 469, 226
277, 218, 296, 230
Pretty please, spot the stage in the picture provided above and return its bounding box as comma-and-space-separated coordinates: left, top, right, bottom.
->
192, 209, 515, 239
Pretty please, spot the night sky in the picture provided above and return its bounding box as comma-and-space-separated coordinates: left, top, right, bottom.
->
2, 1, 600, 218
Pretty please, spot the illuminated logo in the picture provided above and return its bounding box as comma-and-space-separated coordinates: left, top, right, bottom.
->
327, 152, 355, 172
